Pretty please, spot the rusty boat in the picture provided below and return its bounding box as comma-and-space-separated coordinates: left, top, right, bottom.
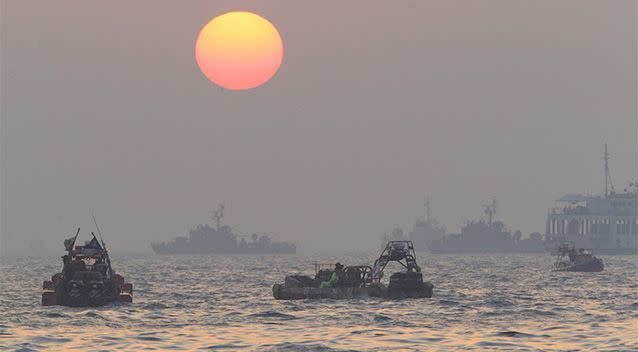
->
42, 228, 133, 307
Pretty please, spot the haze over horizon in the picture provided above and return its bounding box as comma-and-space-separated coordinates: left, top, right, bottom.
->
1, 1, 636, 255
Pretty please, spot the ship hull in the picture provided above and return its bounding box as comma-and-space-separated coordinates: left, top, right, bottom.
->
427, 248, 546, 254
42, 275, 133, 307
426, 242, 545, 254
554, 259, 604, 272
151, 247, 296, 255
592, 248, 638, 255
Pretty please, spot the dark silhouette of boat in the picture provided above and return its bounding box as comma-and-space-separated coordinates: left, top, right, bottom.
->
42, 228, 133, 307
554, 242, 604, 272
272, 241, 433, 300
424, 199, 544, 253
151, 204, 296, 255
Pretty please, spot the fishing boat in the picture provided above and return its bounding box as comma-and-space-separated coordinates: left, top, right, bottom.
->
554, 242, 604, 272
272, 241, 433, 300
42, 228, 133, 307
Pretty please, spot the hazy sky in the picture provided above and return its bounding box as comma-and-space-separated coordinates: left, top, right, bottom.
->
1, 1, 636, 254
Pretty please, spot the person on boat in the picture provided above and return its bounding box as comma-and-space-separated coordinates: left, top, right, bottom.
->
86, 234, 102, 249
320, 262, 344, 288
568, 247, 577, 262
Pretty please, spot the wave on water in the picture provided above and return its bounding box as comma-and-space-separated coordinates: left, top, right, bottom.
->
372, 314, 392, 323
206, 343, 250, 350
41, 311, 70, 319
83, 311, 108, 320
263, 342, 362, 352
493, 330, 547, 338
248, 311, 298, 320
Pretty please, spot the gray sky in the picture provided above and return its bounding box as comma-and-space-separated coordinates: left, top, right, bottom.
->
1, 0, 636, 254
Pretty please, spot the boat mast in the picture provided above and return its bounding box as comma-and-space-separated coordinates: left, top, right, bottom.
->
91, 212, 113, 278
213, 203, 225, 231
424, 196, 431, 223
603, 144, 614, 197
482, 198, 497, 225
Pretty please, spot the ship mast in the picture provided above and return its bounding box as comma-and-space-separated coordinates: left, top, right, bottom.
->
424, 196, 431, 223
213, 203, 225, 231
603, 143, 614, 197
482, 198, 497, 225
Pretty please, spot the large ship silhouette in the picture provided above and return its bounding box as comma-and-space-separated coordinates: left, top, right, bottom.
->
384, 196, 543, 253
393, 145, 636, 254
151, 204, 296, 255
544, 145, 637, 255
422, 198, 544, 253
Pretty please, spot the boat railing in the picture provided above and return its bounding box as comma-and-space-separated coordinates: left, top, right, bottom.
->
549, 205, 638, 216
548, 206, 591, 215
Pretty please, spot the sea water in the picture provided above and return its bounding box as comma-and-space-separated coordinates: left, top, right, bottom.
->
1, 253, 636, 351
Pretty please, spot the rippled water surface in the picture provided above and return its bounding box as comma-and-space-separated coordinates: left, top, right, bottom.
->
1, 253, 637, 351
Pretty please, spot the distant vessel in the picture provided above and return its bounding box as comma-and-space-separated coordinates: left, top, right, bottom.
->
426, 199, 544, 253
553, 242, 604, 272
409, 197, 446, 251
151, 204, 296, 255
544, 145, 637, 255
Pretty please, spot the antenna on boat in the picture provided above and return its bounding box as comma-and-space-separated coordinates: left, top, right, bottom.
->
482, 198, 497, 225
91, 211, 105, 244
91, 210, 113, 277
603, 144, 614, 197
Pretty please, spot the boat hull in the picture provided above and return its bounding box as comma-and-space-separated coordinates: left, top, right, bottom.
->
272, 282, 433, 300
555, 258, 604, 272
42, 275, 133, 307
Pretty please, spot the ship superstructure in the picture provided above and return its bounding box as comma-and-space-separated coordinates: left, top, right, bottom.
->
151, 204, 296, 255
409, 197, 446, 251
544, 145, 638, 255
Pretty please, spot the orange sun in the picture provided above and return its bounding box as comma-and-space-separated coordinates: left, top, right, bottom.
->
195, 12, 283, 90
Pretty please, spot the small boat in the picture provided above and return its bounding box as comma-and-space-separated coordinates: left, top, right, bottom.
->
554, 242, 604, 272
42, 228, 133, 307
273, 241, 433, 300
